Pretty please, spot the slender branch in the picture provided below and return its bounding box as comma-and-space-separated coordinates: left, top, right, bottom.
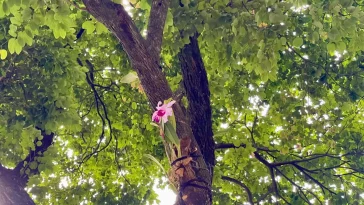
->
269, 167, 279, 199
254, 190, 272, 204
271, 154, 332, 167
221, 176, 253, 205
81, 61, 113, 163
147, 0, 170, 59
293, 163, 336, 195
275, 168, 321, 205
215, 143, 246, 150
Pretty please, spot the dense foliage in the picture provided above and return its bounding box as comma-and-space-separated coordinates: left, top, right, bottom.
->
2, 0, 364, 204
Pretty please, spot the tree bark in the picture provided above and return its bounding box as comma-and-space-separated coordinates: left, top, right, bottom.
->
0, 130, 54, 205
82, 0, 213, 204
179, 34, 215, 174
0, 165, 35, 205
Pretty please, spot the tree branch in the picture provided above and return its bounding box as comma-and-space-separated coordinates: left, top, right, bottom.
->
293, 163, 336, 195
82, 0, 172, 107
221, 176, 253, 204
179, 33, 215, 174
215, 143, 246, 150
147, 0, 170, 59
14, 129, 54, 185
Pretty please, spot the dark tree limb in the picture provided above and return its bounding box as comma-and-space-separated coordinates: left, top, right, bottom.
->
147, 0, 170, 59
80, 61, 113, 163
292, 163, 336, 195
179, 33, 215, 175
215, 143, 246, 150
221, 176, 253, 205
0, 128, 53, 205
0, 165, 35, 205
14, 129, 54, 184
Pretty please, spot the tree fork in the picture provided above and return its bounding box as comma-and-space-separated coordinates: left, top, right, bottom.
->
82, 0, 212, 204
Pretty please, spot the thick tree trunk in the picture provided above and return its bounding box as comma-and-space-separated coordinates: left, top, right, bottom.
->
0, 165, 34, 205
82, 0, 213, 204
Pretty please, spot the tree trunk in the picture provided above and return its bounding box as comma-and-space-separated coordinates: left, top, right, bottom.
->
0, 130, 54, 205
179, 34, 215, 173
0, 165, 35, 205
82, 0, 213, 204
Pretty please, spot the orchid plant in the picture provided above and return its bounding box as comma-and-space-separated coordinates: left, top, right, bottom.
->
151, 99, 181, 157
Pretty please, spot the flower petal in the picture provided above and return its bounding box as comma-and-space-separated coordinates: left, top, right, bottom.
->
162, 114, 169, 123
152, 111, 160, 123
167, 100, 176, 107
156, 101, 163, 109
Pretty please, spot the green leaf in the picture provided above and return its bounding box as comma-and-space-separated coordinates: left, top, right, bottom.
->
337, 41, 346, 52
8, 38, 17, 54
163, 121, 180, 146
327, 42, 336, 53
312, 31, 319, 42
0, 49, 7, 60
95, 22, 108, 34
280, 37, 287, 46
143, 154, 167, 176
82, 21, 95, 34
292, 37, 303, 47
132, 102, 137, 109
29, 161, 38, 170
120, 72, 139, 84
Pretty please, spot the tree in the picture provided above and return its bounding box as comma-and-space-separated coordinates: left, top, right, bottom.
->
1, 0, 364, 204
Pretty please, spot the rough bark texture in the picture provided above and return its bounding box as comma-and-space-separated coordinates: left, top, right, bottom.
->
147, 0, 170, 59
179, 34, 215, 175
82, 0, 212, 204
0, 165, 34, 205
0, 130, 54, 205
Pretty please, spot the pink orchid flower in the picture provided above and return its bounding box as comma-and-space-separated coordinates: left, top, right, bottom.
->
152, 100, 176, 123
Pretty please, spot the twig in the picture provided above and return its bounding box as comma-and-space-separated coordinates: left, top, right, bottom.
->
221, 176, 253, 205
67, 0, 87, 10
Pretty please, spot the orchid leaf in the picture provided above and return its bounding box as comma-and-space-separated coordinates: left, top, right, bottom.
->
163, 121, 180, 146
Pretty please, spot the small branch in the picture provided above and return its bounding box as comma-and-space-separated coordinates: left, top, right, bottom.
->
215, 143, 246, 150
293, 163, 336, 195
269, 167, 279, 199
254, 151, 271, 167
244, 113, 258, 145
221, 176, 253, 205
254, 190, 272, 204
275, 168, 321, 205
271, 154, 332, 167
81, 60, 113, 163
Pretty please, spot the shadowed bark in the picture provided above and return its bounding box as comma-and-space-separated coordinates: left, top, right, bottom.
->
0, 165, 34, 205
179, 34, 215, 174
0, 130, 54, 205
